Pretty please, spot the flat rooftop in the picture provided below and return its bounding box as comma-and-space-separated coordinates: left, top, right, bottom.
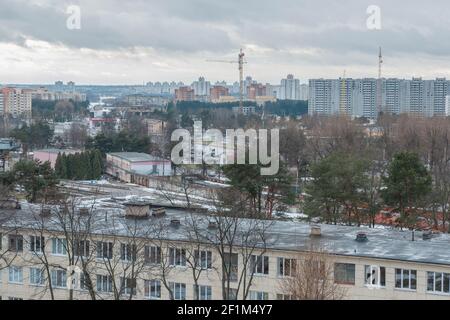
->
1, 201, 450, 267
108, 152, 169, 162
34, 148, 82, 154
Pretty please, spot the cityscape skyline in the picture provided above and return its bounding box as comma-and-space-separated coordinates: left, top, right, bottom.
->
2, 0, 450, 84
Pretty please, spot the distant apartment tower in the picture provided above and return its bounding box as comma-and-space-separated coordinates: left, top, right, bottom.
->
299, 84, 309, 100
446, 95, 450, 116
279, 74, 301, 100
433, 78, 447, 116
247, 83, 266, 100
308, 79, 340, 115
175, 86, 195, 102
210, 86, 229, 101
0, 88, 32, 118
191, 77, 211, 97
309, 77, 450, 118
360, 79, 378, 119
409, 78, 425, 116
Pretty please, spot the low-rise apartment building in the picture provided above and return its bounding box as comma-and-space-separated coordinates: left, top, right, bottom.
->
0, 201, 450, 300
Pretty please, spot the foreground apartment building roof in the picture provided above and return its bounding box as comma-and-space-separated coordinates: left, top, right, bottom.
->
1, 200, 450, 300
1, 201, 450, 267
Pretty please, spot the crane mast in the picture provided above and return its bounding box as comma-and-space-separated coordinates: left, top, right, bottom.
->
238, 49, 245, 113
206, 49, 247, 114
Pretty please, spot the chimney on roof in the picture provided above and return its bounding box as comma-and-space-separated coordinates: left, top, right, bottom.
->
356, 232, 368, 242
170, 219, 181, 228
422, 230, 432, 241
208, 221, 218, 229
40, 207, 51, 217
124, 202, 149, 219
310, 225, 321, 237
79, 207, 90, 216
152, 208, 166, 218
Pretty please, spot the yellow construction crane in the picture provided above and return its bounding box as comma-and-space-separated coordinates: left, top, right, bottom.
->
206, 49, 247, 113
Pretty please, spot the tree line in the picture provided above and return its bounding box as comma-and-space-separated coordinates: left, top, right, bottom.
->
55, 149, 103, 181
272, 114, 450, 232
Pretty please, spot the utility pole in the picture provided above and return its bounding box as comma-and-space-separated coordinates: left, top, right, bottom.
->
377, 47, 383, 115
378, 46, 383, 79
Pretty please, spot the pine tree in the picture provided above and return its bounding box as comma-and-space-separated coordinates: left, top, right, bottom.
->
60, 153, 68, 179
55, 153, 62, 178
92, 149, 103, 179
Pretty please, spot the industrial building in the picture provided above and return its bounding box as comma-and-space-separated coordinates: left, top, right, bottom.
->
106, 152, 172, 184
33, 149, 82, 169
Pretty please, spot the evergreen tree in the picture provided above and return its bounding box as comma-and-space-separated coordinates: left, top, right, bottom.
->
382, 152, 432, 228
91, 150, 103, 179
55, 153, 63, 177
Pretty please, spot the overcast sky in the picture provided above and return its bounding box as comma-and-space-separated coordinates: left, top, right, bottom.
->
1, 0, 450, 85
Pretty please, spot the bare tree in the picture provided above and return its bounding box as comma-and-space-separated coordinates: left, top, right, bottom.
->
279, 248, 347, 300
205, 189, 273, 300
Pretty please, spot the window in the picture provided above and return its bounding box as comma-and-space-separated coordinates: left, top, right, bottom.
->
120, 243, 137, 262
249, 291, 269, 300
249, 255, 269, 275
30, 268, 45, 286
194, 285, 212, 300
8, 297, 23, 300
427, 272, 450, 294
364, 265, 386, 287
277, 257, 297, 277
77, 272, 91, 291
9, 235, 23, 252
169, 248, 186, 267
170, 282, 186, 300
145, 280, 161, 299
120, 277, 137, 296
145, 246, 161, 265
74, 240, 90, 257
276, 293, 294, 300
334, 263, 355, 285
51, 270, 67, 288
30, 236, 44, 253
395, 269, 417, 290
223, 253, 238, 282
96, 241, 113, 260
8, 266, 23, 284
194, 250, 212, 269
52, 238, 67, 255
227, 288, 238, 300
97, 275, 113, 293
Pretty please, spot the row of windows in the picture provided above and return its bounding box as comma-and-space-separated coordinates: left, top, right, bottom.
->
3, 234, 449, 295
334, 263, 449, 294
1, 236, 213, 269
2, 267, 214, 300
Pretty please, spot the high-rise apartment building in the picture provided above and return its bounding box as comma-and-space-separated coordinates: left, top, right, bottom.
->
174, 86, 195, 102
0, 87, 32, 118
191, 77, 211, 97
210, 85, 229, 101
279, 74, 301, 100
309, 78, 450, 119
299, 84, 309, 100
308, 79, 340, 116
247, 83, 266, 99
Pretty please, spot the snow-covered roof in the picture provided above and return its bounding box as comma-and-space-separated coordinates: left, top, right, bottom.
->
2, 201, 450, 266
